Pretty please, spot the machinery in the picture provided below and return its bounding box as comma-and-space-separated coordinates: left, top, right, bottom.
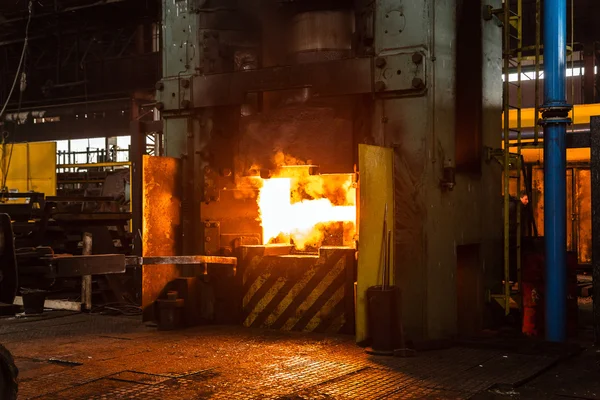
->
147, 0, 503, 342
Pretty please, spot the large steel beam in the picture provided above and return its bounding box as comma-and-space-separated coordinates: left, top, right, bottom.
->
4, 116, 130, 143
542, 0, 571, 342
158, 53, 427, 110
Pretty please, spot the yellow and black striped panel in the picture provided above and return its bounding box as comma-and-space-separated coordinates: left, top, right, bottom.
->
239, 246, 356, 334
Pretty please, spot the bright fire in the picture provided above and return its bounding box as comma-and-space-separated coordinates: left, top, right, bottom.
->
256, 168, 357, 250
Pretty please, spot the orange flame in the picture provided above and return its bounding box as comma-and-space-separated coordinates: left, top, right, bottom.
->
256, 167, 356, 250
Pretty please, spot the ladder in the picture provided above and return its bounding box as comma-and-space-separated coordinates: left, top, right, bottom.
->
496, 0, 524, 315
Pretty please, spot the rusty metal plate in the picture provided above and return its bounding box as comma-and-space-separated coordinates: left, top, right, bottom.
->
532, 167, 577, 253
203, 221, 221, 256
374, 52, 427, 96
533, 166, 593, 263
142, 155, 182, 257
576, 168, 592, 264
531, 167, 544, 235
141, 155, 183, 321
53, 254, 126, 277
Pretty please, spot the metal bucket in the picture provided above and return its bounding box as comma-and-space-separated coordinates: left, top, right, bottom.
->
366, 286, 402, 354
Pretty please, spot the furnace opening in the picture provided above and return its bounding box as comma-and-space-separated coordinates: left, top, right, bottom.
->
252, 166, 357, 251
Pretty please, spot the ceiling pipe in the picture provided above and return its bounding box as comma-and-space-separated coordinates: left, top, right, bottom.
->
542, 0, 571, 343
503, 124, 589, 140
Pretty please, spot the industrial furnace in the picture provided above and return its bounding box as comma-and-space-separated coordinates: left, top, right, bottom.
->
150, 0, 503, 342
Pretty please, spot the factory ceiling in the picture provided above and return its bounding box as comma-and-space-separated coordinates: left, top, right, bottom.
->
519, 0, 600, 49
0, 0, 160, 109
1, 0, 600, 110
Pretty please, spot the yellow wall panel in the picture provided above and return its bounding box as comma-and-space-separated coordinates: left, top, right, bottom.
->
356, 144, 394, 343
0, 142, 56, 196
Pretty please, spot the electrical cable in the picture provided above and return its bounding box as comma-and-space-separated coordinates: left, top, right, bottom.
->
0, 1, 33, 197
1, 83, 25, 196
0, 1, 33, 120
90, 301, 142, 316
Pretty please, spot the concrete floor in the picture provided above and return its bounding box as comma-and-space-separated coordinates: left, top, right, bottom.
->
1, 312, 593, 399
472, 341, 600, 400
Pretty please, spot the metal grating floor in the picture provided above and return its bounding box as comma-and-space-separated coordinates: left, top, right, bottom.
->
1, 313, 563, 399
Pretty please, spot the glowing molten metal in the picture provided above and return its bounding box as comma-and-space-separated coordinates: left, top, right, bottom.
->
257, 171, 356, 250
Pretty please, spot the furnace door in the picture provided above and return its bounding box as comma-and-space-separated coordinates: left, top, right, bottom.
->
356, 144, 395, 344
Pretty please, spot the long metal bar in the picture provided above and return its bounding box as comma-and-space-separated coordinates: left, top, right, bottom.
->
81, 232, 92, 311
570, 0, 575, 130
516, 0, 523, 312
502, 0, 512, 315
534, 0, 541, 144
57, 161, 131, 169
504, 124, 589, 140
543, 0, 570, 343
130, 255, 238, 266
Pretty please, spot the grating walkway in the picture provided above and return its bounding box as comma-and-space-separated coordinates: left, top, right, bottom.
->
0, 313, 561, 399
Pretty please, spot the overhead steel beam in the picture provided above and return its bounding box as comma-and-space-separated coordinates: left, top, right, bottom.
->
159, 57, 373, 110
4, 116, 130, 143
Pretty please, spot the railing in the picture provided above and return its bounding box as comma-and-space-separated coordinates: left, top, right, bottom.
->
57, 147, 130, 170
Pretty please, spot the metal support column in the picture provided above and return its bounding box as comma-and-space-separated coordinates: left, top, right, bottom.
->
584, 43, 596, 104
130, 93, 151, 257
542, 0, 571, 343
591, 116, 600, 344
81, 232, 93, 311
497, 0, 523, 315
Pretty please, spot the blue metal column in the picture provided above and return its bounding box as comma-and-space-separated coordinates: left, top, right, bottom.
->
542, 0, 571, 342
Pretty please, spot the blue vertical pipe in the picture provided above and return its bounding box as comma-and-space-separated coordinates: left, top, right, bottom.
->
543, 0, 570, 342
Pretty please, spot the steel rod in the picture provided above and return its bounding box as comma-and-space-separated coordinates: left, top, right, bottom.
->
534, 0, 541, 144
590, 116, 600, 344
128, 255, 238, 266
502, 0, 512, 316
81, 232, 93, 312
381, 204, 388, 289
543, 0, 570, 343
386, 230, 391, 290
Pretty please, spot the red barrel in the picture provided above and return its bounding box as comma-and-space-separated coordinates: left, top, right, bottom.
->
521, 249, 544, 337
520, 244, 579, 338
566, 251, 579, 338
522, 281, 542, 336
